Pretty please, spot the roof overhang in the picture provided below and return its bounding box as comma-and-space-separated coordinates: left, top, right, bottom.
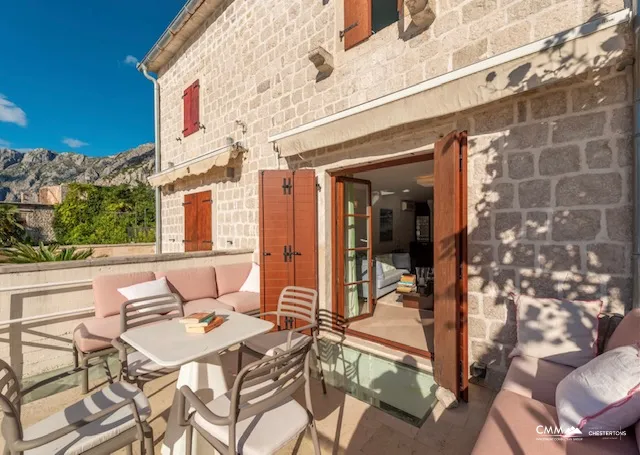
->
269, 9, 632, 157
148, 142, 244, 187
140, 0, 223, 74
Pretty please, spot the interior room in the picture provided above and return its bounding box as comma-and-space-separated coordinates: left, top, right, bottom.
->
341, 159, 435, 354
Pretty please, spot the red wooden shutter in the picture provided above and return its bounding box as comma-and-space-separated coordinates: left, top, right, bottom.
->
344, 0, 372, 50
191, 80, 200, 135
197, 190, 212, 251
183, 193, 198, 252
259, 170, 294, 326
433, 131, 468, 401
183, 86, 192, 136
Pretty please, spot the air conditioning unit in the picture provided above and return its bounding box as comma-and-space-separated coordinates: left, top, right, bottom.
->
401, 201, 415, 212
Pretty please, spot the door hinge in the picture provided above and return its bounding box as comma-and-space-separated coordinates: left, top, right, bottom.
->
340, 21, 358, 40
459, 151, 463, 172
282, 177, 292, 195
263, 251, 271, 256
458, 263, 464, 280
202, 199, 213, 203
182, 201, 192, 206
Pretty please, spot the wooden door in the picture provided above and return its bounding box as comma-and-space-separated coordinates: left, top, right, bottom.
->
336, 177, 374, 323
183, 193, 198, 252
433, 131, 468, 401
259, 170, 294, 326
197, 191, 212, 251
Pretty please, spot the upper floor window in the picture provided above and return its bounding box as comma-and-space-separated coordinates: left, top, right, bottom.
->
183, 80, 200, 137
343, 0, 400, 50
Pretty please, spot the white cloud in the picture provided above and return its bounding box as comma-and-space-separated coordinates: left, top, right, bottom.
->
62, 137, 89, 148
124, 55, 139, 66
0, 138, 10, 148
0, 94, 27, 127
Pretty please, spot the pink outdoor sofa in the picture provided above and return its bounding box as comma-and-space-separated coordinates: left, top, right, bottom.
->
472, 309, 640, 455
72, 263, 258, 393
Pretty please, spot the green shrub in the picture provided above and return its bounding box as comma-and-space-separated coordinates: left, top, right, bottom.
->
0, 204, 25, 246
1, 242, 94, 263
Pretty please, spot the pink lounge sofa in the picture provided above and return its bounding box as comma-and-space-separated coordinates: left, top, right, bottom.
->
72, 263, 257, 392
472, 309, 640, 455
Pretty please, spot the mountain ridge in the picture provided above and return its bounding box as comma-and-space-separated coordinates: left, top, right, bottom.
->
0, 143, 155, 202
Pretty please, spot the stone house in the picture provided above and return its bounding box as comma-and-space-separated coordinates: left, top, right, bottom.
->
139, 0, 637, 395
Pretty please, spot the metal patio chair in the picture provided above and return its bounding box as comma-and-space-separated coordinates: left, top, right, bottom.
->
178, 337, 320, 455
112, 293, 184, 390
236, 286, 327, 394
0, 358, 153, 454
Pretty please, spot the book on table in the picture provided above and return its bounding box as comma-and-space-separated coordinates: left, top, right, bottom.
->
179, 311, 217, 326
185, 316, 224, 334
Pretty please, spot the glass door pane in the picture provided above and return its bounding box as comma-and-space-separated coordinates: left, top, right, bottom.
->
339, 178, 373, 321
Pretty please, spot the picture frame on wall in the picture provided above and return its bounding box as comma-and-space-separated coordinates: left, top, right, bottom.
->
380, 208, 393, 242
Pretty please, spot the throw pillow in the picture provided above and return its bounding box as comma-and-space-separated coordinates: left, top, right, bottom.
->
510, 295, 601, 368
117, 277, 174, 313
239, 262, 260, 293
556, 344, 640, 437
377, 254, 396, 274
392, 252, 411, 271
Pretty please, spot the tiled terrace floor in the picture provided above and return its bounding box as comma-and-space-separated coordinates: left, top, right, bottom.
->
11, 347, 496, 454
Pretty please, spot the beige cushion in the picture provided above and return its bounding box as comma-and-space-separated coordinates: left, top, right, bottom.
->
183, 298, 234, 314
511, 295, 601, 368
502, 355, 575, 406
73, 315, 120, 353
606, 309, 640, 352
193, 385, 309, 455
215, 263, 252, 296
216, 292, 260, 314
93, 272, 155, 318
245, 331, 309, 356
23, 382, 150, 455
471, 390, 639, 455
155, 267, 218, 301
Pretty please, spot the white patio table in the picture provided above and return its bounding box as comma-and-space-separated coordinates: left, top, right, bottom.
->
120, 309, 274, 455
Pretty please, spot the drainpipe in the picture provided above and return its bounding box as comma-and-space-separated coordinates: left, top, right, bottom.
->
633, 0, 640, 309
137, 63, 162, 255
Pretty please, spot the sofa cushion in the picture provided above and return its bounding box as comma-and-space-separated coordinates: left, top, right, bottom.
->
606, 309, 640, 352
73, 315, 121, 353
502, 355, 575, 406
471, 390, 639, 455
556, 344, 640, 437
156, 267, 218, 301
635, 421, 639, 452
392, 252, 411, 270
93, 272, 156, 318
184, 298, 234, 315
215, 263, 252, 296
511, 295, 601, 368
216, 292, 260, 314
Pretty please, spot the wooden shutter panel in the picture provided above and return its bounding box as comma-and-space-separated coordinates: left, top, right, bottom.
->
183, 193, 198, 252
197, 190, 212, 251
191, 80, 200, 135
344, 0, 372, 50
433, 131, 468, 400
183, 86, 192, 136
259, 170, 293, 326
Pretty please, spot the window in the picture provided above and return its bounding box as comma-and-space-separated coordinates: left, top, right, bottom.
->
343, 0, 400, 50
183, 190, 212, 251
182, 80, 200, 137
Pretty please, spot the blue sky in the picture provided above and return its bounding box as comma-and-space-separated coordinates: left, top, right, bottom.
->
0, 1, 182, 157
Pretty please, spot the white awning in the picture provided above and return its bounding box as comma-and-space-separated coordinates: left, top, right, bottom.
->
268, 9, 631, 156
148, 142, 244, 187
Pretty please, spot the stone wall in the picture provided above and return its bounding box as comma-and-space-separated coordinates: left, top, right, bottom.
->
15, 203, 56, 243
156, 0, 626, 253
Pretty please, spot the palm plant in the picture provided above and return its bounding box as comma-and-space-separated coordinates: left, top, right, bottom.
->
0, 204, 24, 246
1, 242, 94, 264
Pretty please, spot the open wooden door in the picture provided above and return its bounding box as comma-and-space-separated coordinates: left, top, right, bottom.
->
433, 131, 469, 401
335, 177, 374, 323
259, 170, 319, 329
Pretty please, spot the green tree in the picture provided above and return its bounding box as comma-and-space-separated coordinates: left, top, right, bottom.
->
53, 183, 155, 245
0, 204, 25, 246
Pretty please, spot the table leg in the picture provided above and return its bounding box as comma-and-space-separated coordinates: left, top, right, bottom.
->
161, 352, 228, 455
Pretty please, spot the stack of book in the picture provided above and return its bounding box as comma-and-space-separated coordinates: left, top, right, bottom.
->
179, 311, 224, 333
396, 274, 417, 293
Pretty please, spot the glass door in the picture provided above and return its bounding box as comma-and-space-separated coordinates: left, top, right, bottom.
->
337, 177, 373, 322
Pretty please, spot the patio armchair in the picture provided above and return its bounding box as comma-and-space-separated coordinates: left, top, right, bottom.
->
0, 358, 153, 454
178, 337, 320, 455
236, 286, 326, 394
112, 293, 184, 390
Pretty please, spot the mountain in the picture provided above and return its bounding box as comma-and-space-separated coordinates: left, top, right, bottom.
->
0, 144, 155, 202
